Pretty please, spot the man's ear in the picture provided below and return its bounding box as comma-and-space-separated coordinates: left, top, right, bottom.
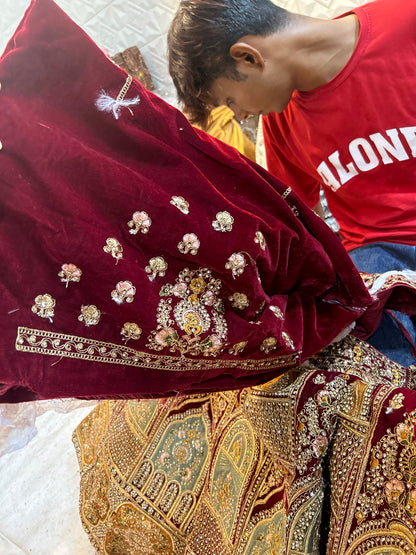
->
229, 42, 265, 70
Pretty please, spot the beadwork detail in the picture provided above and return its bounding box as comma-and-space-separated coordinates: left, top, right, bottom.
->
103, 238, 123, 264
32, 293, 56, 322
127, 211, 152, 235
58, 263, 82, 287
212, 211, 234, 232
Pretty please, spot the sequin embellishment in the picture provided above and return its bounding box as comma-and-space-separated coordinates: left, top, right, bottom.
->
178, 233, 200, 255
78, 305, 101, 326
212, 211, 234, 232
146, 257, 168, 281
147, 267, 227, 357
103, 238, 123, 264
225, 253, 247, 278
128, 211, 152, 235
111, 281, 136, 304
32, 294, 56, 322
121, 322, 142, 343
228, 292, 249, 310
58, 263, 82, 287
254, 231, 266, 251
170, 196, 189, 215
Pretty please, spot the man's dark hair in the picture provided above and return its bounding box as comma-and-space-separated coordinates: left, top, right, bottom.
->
168, 0, 290, 126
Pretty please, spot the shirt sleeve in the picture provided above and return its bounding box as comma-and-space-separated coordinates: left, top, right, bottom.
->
262, 115, 321, 209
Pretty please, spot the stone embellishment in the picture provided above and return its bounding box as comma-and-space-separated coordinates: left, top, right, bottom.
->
58, 263, 82, 287
78, 305, 101, 326
146, 257, 168, 281
228, 292, 249, 310
212, 211, 234, 232
260, 337, 277, 354
111, 281, 136, 304
178, 233, 200, 255
170, 196, 189, 215
128, 211, 152, 235
121, 322, 142, 343
147, 267, 227, 357
103, 238, 123, 264
32, 294, 56, 322
254, 231, 266, 251
225, 253, 247, 278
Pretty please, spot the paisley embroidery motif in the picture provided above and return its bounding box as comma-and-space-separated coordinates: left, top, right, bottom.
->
111, 281, 136, 304
228, 292, 249, 310
103, 238, 123, 264
78, 305, 101, 326
225, 253, 247, 278
147, 267, 227, 357
212, 211, 234, 232
254, 231, 266, 251
127, 211, 152, 235
145, 257, 168, 281
121, 322, 142, 343
58, 263, 82, 287
32, 293, 56, 322
170, 196, 189, 215
178, 233, 200, 255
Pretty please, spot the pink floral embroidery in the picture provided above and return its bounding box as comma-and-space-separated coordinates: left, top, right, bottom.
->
225, 253, 247, 278
127, 211, 152, 234
58, 263, 82, 287
111, 281, 136, 304
312, 434, 328, 458
178, 233, 200, 255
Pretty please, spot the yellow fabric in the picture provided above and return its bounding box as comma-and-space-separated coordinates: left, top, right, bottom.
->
195, 105, 256, 162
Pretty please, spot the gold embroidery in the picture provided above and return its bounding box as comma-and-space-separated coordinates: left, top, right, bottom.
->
127, 211, 152, 235
78, 305, 101, 326
212, 211, 234, 232
228, 292, 249, 310
260, 337, 277, 354
31, 293, 56, 322
58, 263, 82, 287
177, 233, 200, 255
111, 281, 136, 304
16, 327, 298, 370
121, 322, 142, 343
225, 253, 247, 278
228, 341, 248, 356
254, 231, 266, 250
269, 305, 284, 320
103, 238, 123, 264
282, 331, 295, 350
386, 392, 405, 414
170, 196, 189, 214
145, 256, 168, 281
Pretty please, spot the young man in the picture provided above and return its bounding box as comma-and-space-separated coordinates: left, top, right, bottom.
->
168, 0, 416, 366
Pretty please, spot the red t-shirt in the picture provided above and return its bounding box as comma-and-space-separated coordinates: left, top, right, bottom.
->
263, 0, 416, 251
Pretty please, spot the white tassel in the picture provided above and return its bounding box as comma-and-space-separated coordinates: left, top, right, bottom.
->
95, 75, 140, 120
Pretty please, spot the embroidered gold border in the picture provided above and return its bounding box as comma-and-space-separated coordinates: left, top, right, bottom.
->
15, 327, 298, 372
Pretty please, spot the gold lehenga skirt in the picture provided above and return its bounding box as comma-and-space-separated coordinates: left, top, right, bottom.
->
73, 336, 416, 554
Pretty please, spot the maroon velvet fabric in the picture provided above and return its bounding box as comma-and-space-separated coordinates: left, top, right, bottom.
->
0, 0, 375, 402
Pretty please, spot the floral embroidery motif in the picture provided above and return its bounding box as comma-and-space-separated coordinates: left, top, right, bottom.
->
212, 211, 234, 232
178, 233, 200, 255
78, 305, 101, 326
282, 332, 295, 350
127, 211, 152, 235
386, 392, 405, 414
103, 238, 123, 264
32, 293, 56, 322
228, 292, 249, 310
225, 253, 247, 278
228, 341, 247, 356
58, 263, 82, 287
254, 231, 266, 251
111, 281, 136, 304
147, 267, 227, 357
145, 257, 168, 281
260, 337, 277, 354
269, 305, 284, 320
121, 322, 142, 343
170, 196, 189, 215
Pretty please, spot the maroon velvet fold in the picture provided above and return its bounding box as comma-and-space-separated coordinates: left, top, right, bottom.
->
0, 0, 374, 402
